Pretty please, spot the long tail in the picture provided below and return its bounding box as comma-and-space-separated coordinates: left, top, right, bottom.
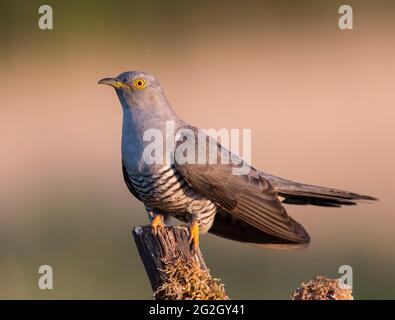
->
262, 172, 377, 207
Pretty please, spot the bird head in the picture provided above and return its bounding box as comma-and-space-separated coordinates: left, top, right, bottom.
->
98, 71, 166, 109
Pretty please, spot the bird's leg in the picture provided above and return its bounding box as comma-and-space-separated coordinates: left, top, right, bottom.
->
189, 220, 200, 252
150, 214, 165, 235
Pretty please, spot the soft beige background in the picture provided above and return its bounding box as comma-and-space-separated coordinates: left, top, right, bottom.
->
0, 0, 394, 298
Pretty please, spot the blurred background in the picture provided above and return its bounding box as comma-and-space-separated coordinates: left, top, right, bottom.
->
0, 0, 394, 299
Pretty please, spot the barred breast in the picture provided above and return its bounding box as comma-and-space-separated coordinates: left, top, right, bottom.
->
128, 165, 218, 233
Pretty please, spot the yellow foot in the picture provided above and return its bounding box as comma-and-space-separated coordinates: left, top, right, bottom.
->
150, 215, 164, 235
189, 221, 200, 252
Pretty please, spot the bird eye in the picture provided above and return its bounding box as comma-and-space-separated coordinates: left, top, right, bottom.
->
133, 78, 147, 90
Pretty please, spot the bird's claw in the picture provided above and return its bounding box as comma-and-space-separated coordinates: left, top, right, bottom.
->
189, 221, 200, 253
150, 215, 164, 235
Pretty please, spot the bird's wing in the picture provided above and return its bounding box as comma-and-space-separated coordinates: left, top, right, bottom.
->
209, 209, 309, 249
173, 127, 310, 244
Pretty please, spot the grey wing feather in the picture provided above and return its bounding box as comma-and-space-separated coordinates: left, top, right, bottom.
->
209, 209, 309, 249
174, 127, 310, 244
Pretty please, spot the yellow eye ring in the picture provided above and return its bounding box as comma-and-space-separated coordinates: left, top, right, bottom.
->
133, 78, 147, 89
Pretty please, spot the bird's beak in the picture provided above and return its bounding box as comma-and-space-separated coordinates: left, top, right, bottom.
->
98, 77, 127, 89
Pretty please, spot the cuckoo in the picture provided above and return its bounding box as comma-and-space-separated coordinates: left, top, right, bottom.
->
99, 71, 376, 251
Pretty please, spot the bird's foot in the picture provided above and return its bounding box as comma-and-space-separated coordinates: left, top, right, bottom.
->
150, 215, 164, 235
189, 220, 200, 253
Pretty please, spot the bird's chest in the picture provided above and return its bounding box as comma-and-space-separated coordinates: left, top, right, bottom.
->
128, 165, 198, 211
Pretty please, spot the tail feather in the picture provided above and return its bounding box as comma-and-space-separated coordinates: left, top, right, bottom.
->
262, 173, 377, 207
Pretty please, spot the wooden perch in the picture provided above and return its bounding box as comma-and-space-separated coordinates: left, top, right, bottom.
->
132, 225, 228, 300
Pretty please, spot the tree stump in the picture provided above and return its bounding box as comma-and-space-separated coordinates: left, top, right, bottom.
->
132, 225, 228, 300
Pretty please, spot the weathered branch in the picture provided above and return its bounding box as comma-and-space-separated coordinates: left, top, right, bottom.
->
132, 225, 228, 300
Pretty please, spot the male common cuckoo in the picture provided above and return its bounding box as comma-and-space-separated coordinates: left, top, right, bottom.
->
99, 71, 376, 250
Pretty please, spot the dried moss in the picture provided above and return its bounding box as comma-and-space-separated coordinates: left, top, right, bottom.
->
291, 275, 353, 300
153, 257, 229, 300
